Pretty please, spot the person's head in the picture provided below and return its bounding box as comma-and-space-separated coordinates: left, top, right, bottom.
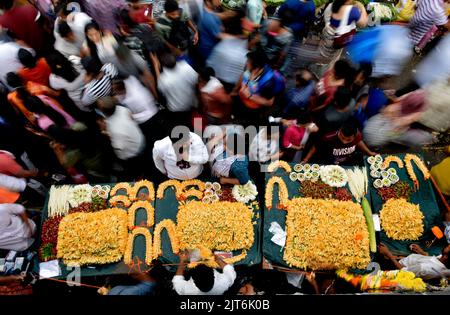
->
204, 0, 222, 11
338, 121, 358, 144
161, 53, 177, 69
0, 0, 14, 10
333, 59, 353, 81
331, 0, 351, 13
164, 0, 181, 20
224, 14, 244, 35
57, 21, 76, 42
277, 7, 294, 28
96, 96, 118, 117
295, 69, 313, 87
81, 56, 103, 77
85, 21, 102, 44
198, 67, 215, 85
297, 109, 312, 126
55, 0, 73, 19
112, 79, 126, 97
6, 72, 23, 89
46, 50, 79, 82
118, 8, 136, 33
169, 130, 191, 156
267, 16, 283, 33
190, 264, 215, 292
354, 63, 373, 86
333, 86, 353, 110
246, 49, 267, 72
26, 96, 67, 127
18, 49, 37, 69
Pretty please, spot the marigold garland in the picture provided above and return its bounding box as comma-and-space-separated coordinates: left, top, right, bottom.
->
110, 182, 132, 197
130, 180, 155, 202
267, 160, 292, 173
127, 201, 155, 229
224, 250, 248, 265
283, 198, 371, 270
153, 219, 180, 257
109, 195, 132, 208
181, 189, 204, 201
176, 201, 254, 253
124, 227, 153, 265
404, 154, 430, 190
382, 156, 404, 169
265, 176, 289, 210
156, 180, 183, 199
380, 199, 424, 241
180, 179, 206, 192
57, 208, 128, 266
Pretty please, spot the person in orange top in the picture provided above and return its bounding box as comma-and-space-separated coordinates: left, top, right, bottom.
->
17, 49, 52, 86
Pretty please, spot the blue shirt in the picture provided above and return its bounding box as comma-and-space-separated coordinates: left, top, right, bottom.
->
283, 81, 315, 114
353, 87, 388, 129
108, 281, 157, 295
277, 0, 315, 38
198, 8, 222, 59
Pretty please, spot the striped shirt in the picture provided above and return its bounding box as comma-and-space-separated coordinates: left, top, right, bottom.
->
409, 0, 448, 44
81, 63, 118, 110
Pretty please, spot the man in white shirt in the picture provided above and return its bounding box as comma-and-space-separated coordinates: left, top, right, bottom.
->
53, 4, 92, 57
173, 250, 237, 295
379, 243, 450, 280
0, 40, 34, 90
152, 132, 208, 180
153, 53, 198, 113
96, 96, 145, 161
0, 203, 36, 251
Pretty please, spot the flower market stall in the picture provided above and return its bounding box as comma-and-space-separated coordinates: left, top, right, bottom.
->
262, 161, 376, 272
364, 153, 446, 256
36, 179, 261, 278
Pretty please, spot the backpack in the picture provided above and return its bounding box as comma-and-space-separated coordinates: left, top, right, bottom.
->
158, 10, 192, 51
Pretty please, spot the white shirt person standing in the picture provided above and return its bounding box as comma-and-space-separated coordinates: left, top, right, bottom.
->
0, 203, 36, 251
152, 132, 208, 180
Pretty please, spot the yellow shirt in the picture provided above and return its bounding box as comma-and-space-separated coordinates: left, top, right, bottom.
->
431, 157, 450, 196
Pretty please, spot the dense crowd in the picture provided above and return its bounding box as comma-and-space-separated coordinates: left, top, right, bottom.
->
0, 0, 449, 295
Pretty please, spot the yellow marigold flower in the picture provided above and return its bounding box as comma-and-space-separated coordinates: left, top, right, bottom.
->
265, 176, 289, 210
153, 219, 180, 258
57, 208, 128, 266
127, 201, 154, 230
156, 180, 183, 199
380, 199, 424, 240
283, 198, 371, 271
382, 155, 404, 169
180, 179, 206, 192
404, 154, 430, 190
124, 227, 153, 266
110, 182, 132, 197
109, 195, 132, 208
267, 160, 292, 173
130, 180, 155, 202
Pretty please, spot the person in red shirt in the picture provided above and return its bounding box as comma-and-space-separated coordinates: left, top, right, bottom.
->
17, 49, 52, 86
0, 150, 38, 178
128, 0, 154, 25
302, 121, 376, 165
0, 0, 47, 52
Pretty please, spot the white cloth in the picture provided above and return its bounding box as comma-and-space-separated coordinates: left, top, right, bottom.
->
400, 254, 450, 280
152, 133, 208, 180
0, 204, 36, 251
54, 12, 92, 57
269, 221, 286, 247
200, 76, 223, 94
249, 129, 280, 163
120, 75, 158, 124
0, 173, 27, 192
49, 70, 87, 111
39, 260, 62, 279
105, 105, 145, 160
0, 42, 34, 89
172, 264, 237, 295
158, 61, 199, 112
324, 4, 356, 36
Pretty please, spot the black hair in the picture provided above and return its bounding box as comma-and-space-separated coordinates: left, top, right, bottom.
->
0, 0, 14, 10
96, 96, 117, 117
333, 86, 353, 110
26, 96, 68, 128
332, 0, 348, 13
84, 21, 102, 61
278, 8, 294, 27
18, 49, 37, 69
45, 51, 80, 82
297, 109, 312, 125
119, 8, 137, 29
190, 264, 215, 292
340, 121, 358, 137
161, 53, 177, 69
357, 62, 373, 81
224, 14, 244, 35
6, 72, 28, 100
295, 69, 313, 87
198, 67, 215, 82
333, 59, 353, 81
265, 122, 281, 138
55, 0, 73, 16
112, 79, 126, 95
57, 21, 73, 38
81, 56, 103, 76
164, 0, 179, 13
247, 49, 267, 70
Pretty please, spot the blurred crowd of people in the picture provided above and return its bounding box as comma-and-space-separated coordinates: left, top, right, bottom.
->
0, 0, 449, 295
